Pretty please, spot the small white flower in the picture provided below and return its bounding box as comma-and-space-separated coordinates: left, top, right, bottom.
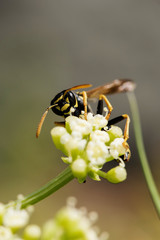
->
87, 141, 110, 166
3, 208, 29, 231
64, 137, 87, 155
60, 132, 72, 145
110, 138, 126, 159
77, 139, 87, 151
71, 130, 83, 140
90, 130, 110, 143
66, 116, 92, 136
0, 226, 12, 240
87, 113, 108, 130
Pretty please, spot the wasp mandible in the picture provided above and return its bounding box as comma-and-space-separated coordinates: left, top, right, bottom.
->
36, 79, 135, 159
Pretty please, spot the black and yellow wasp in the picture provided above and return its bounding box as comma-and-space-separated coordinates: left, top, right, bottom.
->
36, 79, 135, 160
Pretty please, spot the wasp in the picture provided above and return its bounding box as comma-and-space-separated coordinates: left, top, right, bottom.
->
36, 79, 135, 160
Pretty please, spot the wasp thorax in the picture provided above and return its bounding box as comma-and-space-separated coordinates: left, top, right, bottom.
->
50, 90, 86, 118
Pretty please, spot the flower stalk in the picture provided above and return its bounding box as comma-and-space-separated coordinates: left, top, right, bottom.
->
127, 92, 160, 218
18, 167, 74, 209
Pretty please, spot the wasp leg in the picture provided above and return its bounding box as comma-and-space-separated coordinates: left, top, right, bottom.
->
108, 114, 130, 146
108, 114, 130, 161
98, 94, 113, 120
96, 98, 103, 115
108, 115, 124, 126
81, 91, 88, 120
122, 114, 130, 146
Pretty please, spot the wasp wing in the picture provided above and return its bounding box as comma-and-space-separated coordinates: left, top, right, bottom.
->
86, 79, 136, 99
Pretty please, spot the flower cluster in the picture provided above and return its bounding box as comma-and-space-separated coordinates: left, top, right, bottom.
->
0, 197, 108, 240
0, 195, 41, 240
42, 197, 108, 240
51, 113, 130, 183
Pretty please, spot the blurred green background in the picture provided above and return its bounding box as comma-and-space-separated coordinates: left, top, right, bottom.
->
0, 1, 160, 239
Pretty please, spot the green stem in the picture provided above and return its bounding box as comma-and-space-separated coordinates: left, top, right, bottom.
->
127, 92, 160, 217
97, 169, 107, 179
18, 166, 74, 208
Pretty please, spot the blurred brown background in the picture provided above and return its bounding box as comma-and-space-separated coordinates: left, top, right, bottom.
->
0, 1, 160, 239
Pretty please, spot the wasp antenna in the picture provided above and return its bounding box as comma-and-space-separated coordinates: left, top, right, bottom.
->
63, 84, 92, 98
36, 104, 57, 138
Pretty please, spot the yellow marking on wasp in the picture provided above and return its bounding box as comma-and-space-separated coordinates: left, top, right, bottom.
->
65, 97, 69, 103
54, 95, 63, 103
61, 103, 70, 112
74, 98, 78, 108
56, 105, 61, 111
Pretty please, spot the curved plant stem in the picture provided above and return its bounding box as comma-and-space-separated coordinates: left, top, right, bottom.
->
127, 92, 160, 218
18, 166, 74, 209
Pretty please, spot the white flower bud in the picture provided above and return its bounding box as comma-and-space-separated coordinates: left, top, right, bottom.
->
0, 226, 13, 240
51, 126, 67, 139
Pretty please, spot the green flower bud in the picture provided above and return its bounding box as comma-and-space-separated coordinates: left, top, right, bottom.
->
105, 166, 127, 183
41, 198, 109, 240
64, 138, 87, 160
51, 127, 70, 156
41, 220, 58, 240
71, 158, 87, 180
23, 224, 41, 240
107, 125, 123, 143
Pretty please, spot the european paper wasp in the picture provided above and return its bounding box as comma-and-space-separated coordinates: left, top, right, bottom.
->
36, 79, 135, 160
